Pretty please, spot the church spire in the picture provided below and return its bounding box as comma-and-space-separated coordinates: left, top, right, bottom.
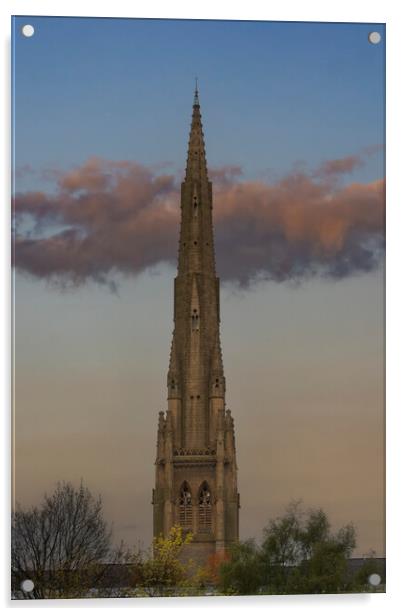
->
154, 87, 239, 561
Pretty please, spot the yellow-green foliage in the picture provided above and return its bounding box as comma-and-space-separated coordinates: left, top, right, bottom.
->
138, 525, 193, 596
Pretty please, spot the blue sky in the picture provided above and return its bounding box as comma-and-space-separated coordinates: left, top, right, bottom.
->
13, 17, 384, 187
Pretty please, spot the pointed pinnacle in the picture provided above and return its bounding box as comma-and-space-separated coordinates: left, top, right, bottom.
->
193, 77, 200, 106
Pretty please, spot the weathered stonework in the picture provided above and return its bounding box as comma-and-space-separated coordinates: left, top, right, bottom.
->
153, 87, 240, 564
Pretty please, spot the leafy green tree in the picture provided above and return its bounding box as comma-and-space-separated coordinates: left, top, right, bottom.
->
218, 539, 262, 595
259, 500, 304, 592
216, 501, 357, 596
259, 501, 356, 594
294, 534, 354, 594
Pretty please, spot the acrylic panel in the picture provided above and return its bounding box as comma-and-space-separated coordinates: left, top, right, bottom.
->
11, 16, 385, 599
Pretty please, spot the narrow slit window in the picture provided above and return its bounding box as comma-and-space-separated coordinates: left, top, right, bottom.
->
192, 309, 199, 331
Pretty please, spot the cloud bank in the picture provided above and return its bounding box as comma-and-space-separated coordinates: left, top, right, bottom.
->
13, 153, 385, 288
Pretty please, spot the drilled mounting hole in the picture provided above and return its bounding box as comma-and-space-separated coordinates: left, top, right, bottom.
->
21, 579, 35, 592
368, 31, 381, 44
368, 573, 381, 586
22, 24, 35, 37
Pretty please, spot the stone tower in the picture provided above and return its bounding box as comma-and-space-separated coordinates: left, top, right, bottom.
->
152, 86, 240, 563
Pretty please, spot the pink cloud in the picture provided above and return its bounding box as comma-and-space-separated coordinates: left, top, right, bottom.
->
13, 154, 385, 288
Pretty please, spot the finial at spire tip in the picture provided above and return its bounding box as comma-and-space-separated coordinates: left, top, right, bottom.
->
193, 76, 200, 106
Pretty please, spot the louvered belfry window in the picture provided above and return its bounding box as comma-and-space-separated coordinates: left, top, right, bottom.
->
179, 483, 193, 530
198, 482, 212, 531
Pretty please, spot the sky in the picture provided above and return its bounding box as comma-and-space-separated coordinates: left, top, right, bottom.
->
12, 16, 385, 556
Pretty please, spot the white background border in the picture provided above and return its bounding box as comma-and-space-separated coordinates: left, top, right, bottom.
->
2, 1, 401, 613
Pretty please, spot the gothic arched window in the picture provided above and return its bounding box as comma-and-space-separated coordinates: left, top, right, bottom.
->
179, 482, 193, 530
198, 482, 212, 532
